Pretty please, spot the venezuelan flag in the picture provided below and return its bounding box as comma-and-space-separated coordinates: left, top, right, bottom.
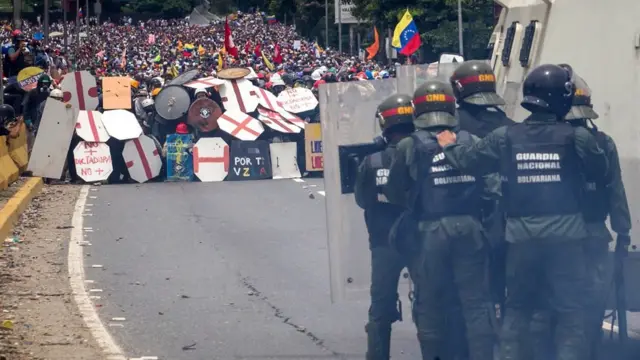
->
392, 10, 421, 56
267, 15, 277, 24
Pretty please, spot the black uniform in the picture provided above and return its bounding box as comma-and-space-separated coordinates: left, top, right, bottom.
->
440, 64, 609, 360
451, 60, 515, 310
354, 93, 415, 360
387, 81, 496, 360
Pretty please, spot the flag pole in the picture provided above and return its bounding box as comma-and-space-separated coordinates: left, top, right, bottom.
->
457, 0, 464, 56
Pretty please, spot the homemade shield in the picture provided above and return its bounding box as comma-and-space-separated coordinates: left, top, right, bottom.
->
101, 109, 143, 140
17, 66, 43, 91
219, 79, 259, 113
60, 71, 99, 110
257, 106, 301, 134
193, 137, 229, 182
102, 76, 132, 109
321, 78, 409, 302
154, 85, 191, 120
75, 110, 110, 142
123, 135, 163, 183
217, 67, 251, 80
184, 76, 225, 90
28, 99, 78, 179
73, 142, 113, 182
269, 142, 301, 179
277, 88, 318, 113
218, 110, 264, 141
187, 98, 222, 132
167, 69, 199, 86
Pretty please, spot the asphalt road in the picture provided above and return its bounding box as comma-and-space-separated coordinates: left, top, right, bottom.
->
82, 178, 639, 360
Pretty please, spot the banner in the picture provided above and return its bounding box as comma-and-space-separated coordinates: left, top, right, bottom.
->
304, 123, 323, 171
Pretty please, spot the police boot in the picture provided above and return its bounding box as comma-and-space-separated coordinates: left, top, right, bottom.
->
365, 322, 392, 360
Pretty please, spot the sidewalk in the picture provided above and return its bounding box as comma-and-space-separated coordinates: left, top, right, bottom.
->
0, 185, 104, 360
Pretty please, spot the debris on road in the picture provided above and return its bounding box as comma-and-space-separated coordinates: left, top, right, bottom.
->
0, 185, 104, 359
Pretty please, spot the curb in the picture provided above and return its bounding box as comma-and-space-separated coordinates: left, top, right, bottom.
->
0, 177, 44, 240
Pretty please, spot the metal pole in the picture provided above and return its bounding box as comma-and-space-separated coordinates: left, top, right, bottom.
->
338, 0, 342, 53
44, 0, 49, 45
457, 0, 464, 56
324, 0, 328, 48
76, 0, 80, 68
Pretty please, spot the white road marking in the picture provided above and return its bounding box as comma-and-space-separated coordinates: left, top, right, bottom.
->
108, 323, 125, 328
89, 296, 101, 300
91, 264, 103, 268
83, 213, 93, 217
317, 191, 326, 196
130, 357, 159, 360
89, 196, 98, 199
84, 280, 94, 284
602, 320, 640, 338
111, 317, 126, 321
89, 289, 103, 293
84, 227, 93, 230
69, 185, 127, 360
292, 178, 305, 183
86, 203, 94, 207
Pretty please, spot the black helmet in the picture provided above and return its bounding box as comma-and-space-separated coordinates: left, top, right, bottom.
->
37, 74, 52, 88
376, 94, 414, 134
412, 80, 458, 129
0, 104, 16, 125
450, 60, 504, 106
559, 68, 598, 121
521, 64, 574, 118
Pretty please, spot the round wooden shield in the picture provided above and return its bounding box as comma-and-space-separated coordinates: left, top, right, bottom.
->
187, 98, 222, 132
217, 68, 251, 80
154, 85, 191, 121
168, 69, 199, 86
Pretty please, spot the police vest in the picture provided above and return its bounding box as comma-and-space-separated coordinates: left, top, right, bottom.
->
457, 105, 515, 138
582, 130, 609, 223
365, 148, 404, 246
412, 130, 482, 220
502, 122, 582, 217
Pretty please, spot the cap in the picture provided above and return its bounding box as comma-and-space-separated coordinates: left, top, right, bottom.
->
195, 88, 208, 96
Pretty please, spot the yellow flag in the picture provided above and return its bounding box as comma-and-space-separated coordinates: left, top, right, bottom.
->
262, 52, 275, 71
217, 49, 224, 71
198, 45, 205, 56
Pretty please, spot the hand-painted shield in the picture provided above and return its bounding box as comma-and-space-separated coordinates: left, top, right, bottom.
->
187, 98, 222, 132
167, 69, 200, 86
217, 67, 251, 80
154, 85, 191, 121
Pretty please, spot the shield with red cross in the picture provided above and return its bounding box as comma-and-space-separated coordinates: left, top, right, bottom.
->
61, 71, 99, 110
217, 109, 264, 141
257, 106, 301, 134
219, 79, 259, 113
75, 110, 110, 142
253, 86, 283, 111
193, 137, 230, 182
122, 135, 163, 183
276, 108, 306, 129
184, 76, 226, 90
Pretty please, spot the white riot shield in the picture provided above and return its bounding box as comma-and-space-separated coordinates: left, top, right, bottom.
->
321, 78, 410, 303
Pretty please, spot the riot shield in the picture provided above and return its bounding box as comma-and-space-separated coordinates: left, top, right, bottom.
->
396, 61, 461, 96
322, 78, 410, 302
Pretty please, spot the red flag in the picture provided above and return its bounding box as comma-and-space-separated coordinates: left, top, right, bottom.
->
254, 44, 261, 57
274, 44, 282, 64
244, 41, 251, 54
224, 17, 238, 58
366, 27, 380, 60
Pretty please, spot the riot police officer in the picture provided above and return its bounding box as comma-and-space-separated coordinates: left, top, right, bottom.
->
451, 60, 515, 311
529, 71, 632, 360
451, 60, 514, 136
353, 93, 415, 360
386, 81, 496, 360
435, 64, 609, 360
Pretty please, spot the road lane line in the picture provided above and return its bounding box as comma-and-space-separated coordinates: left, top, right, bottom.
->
69, 185, 127, 360
292, 178, 305, 183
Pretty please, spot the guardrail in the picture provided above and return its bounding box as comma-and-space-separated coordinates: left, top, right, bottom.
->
0, 121, 29, 190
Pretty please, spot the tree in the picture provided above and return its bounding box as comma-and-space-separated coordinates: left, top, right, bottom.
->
348, 0, 495, 61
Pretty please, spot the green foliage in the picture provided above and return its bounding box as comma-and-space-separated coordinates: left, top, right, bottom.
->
349, 0, 495, 61
128, 0, 196, 17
